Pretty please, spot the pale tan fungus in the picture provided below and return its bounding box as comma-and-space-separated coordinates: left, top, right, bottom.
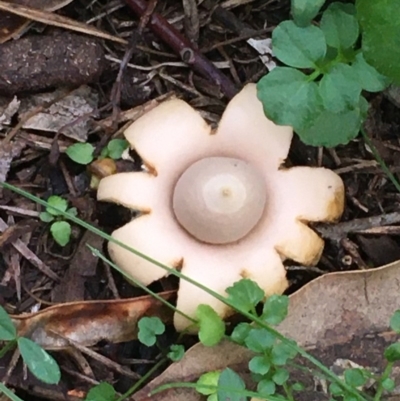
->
97, 83, 345, 332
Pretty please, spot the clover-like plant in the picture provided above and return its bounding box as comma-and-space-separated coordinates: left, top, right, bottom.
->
39, 195, 77, 246
257, 0, 399, 147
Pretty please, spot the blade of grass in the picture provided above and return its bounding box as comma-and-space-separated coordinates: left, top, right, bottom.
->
361, 127, 400, 193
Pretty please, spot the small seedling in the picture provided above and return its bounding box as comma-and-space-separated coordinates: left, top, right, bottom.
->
39, 195, 77, 246
0, 306, 60, 385
66, 139, 129, 166
100, 139, 129, 160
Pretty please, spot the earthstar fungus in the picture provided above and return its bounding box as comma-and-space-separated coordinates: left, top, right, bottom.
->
97, 84, 345, 331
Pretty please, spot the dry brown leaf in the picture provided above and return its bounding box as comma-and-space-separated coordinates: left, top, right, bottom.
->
0, 0, 73, 43
12, 292, 175, 350
20, 86, 98, 142
132, 260, 400, 401
0, 0, 127, 44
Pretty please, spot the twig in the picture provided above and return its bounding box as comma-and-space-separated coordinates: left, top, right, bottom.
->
314, 212, 400, 243
123, 0, 238, 99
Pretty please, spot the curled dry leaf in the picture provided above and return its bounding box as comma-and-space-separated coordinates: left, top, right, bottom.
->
12, 292, 175, 350
132, 259, 400, 401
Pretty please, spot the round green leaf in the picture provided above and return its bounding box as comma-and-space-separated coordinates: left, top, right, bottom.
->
385, 342, 400, 362
271, 341, 298, 366
0, 306, 17, 340
320, 2, 359, 50
196, 304, 225, 347
296, 96, 368, 147
50, 221, 71, 247
217, 368, 246, 401
292, 382, 305, 391
18, 337, 61, 384
272, 21, 326, 68
244, 328, 276, 353
357, 0, 400, 84
272, 368, 289, 385
107, 139, 129, 160
196, 371, 219, 396
138, 316, 165, 347
291, 0, 325, 27
329, 382, 343, 396
390, 310, 400, 333
344, 368, 367, 387
39, 211, 54, 223
319, 63, 362, 113
85, 382, 116, 401
46, 195, 68, 216
257, 379, 276, 396
226, 279, 264, 313
257, 67, 323, 132
168, 344, 185, 362
262, 295, 289, 325
249, 356, 271, 375
66, 143, 94, 165
231, 323, 251, 345
352, 53, 391, 92
382, 377, 395, 391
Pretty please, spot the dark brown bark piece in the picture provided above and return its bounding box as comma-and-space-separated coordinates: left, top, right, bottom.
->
0, 31, 105, 95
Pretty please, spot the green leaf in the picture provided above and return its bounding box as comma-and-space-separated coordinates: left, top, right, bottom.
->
50, 221, 71, 247
271, 341, 298, 366
292, 382, 305, 391
272, 21, 326, 68
295, 96, 368, 147
46, 195, 68, 216
0, 306, 17, 340
356, 0, 400, 84
384, 342, 400, 362
107, 139, 129, 160
244, 328, 276, 353
138, 317, 165, 347
249, 355, 271, 375
39, 211, 54, 223
168, 344, 185, 362
344, 368, 367, 387
217, 368, 246, 401
257, 67, 323, 131
319, 63, 362, 113
352, 53, 391, 92
320, 2, 359, 50
196, 371, 219, 396
343, 395, 358, 401
257, 379, 276, 396
18, 337, 61, 384
196, 305, 225, 347
67, 207, 78, 217
382, 377, 395, 391
85, 382, 116, 401
226, 279, 264, 313
390, 310, 400, 333
329, 382, 343, 396
66, 143, 94, 165
231, 323, 252, 345
272, 367, 289, 385
262, 295, 289, 325
291, 0, 326, 27
0, 382, 25, 401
